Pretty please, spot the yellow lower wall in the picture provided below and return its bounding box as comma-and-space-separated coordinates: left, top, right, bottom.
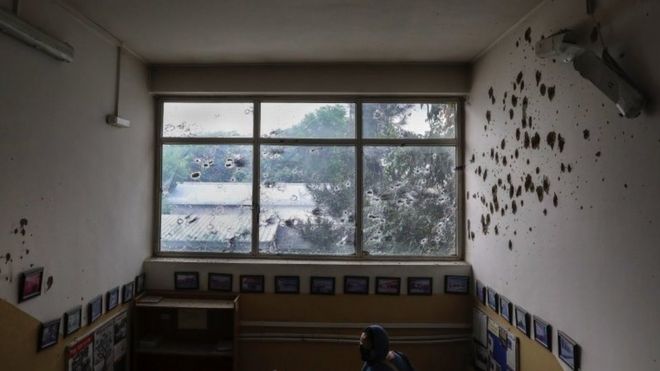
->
238, 294, 473, 371
475, 300, 563, 371
1, 293, 473, 371
0, 299, 131, 371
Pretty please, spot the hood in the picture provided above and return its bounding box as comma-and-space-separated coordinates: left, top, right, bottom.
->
363, 325, 390, 363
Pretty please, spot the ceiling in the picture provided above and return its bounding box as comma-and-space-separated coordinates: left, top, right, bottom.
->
61, 0, 544, 64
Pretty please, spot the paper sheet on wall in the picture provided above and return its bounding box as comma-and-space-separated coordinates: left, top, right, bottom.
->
473, 308, 488, 346
93, 321, 114, 371
67, 334, 94, 371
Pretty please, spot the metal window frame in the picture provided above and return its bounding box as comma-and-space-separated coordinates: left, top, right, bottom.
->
153, 95, 465, 261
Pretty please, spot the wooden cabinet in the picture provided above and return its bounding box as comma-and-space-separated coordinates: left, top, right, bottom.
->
133, 291, 239, 371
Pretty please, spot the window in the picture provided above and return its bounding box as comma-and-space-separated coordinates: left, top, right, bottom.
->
157, 98, 461, 258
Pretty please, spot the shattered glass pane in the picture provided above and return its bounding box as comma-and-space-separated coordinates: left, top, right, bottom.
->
363, 103, 457, 139
261, 103, 355, 138
260, 145, 356, 255
163, 102, 253, 137
363, 146, 456, 256
160, 144, 252, 253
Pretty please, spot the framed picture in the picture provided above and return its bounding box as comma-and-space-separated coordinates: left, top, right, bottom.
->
122, 282, 135, 303
475, 280, 486, 303
275, 276, 300, 294
135, 273, 146, 295
38, 318, 60, 351
558, 331, 581, 370
174, 271, 199, 290
533, 316, 552, 351
375, 277, 401, 295
63, 306, 82, 337
18, 267, 44, 303
87, 295, 103, 325
499, 295, 513, 324
310, 276, 335, 295
240, 275, 265, 293
208, 273, 233, 292
444, 275, 470, 294
344, 276, 369, 295
106, 287, 119, 311
514, 305, 531, 337
407, 277, 432, 295
486, 288, 499, 312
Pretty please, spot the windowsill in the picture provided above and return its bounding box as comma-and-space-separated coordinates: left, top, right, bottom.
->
145, 256, 469, 267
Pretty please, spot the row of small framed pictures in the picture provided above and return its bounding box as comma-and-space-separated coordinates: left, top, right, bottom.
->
35, 273, 145, 352
475, 280, 581, 370
175, 272, 471, 295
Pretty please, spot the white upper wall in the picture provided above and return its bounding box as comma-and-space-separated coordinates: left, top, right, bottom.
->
466, 0, 660, 370
0, 0, 153, 322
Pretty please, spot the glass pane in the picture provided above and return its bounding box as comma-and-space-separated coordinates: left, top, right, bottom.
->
261, 103, 355, 138
363, 146, 456, 256
160, 144, 252, 253
260, 145, 356, 255
163, 102, 253, 137
363, 103, 456, 139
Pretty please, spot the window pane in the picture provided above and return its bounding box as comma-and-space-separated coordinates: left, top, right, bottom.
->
163, 102, 253, 137
260, 145, 356, 255
363, 103, 456, 139
261, 103, 355, 138
160, 144, 253, 253
363, 146, 456, 256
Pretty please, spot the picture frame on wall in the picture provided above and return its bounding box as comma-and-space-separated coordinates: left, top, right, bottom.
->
18, 267, 44, 303
514, 305, 531, 337
444, 275, 470, 294
240, 275, 265, 293
275, 276, 300, 294
106, 287, 119, 311
499, 295, 513, 324
87, 295, 103, 325
475, 280, 486, 304
63, 306, 82, 337
135, 273, 146, 295
174, 271, 199, 290
344, 276, 369, 295
310, 276, 335, 295
38, 318, 60, 351
208, 273, 233, 292
375, 277, 401, 295
558, 331, 581, 370
486, 288, 499, 312
533, 316, 553, 351
122, 282, 135, 303
407, 277, 432, 295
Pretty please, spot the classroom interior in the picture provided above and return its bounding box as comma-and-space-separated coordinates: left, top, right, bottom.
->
1, 0, 659, 370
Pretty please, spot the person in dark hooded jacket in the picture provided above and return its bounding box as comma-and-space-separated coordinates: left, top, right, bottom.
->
360, 325, 415, 371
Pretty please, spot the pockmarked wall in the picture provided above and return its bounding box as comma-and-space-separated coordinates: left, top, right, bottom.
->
465, 0, 660, 370
0, 0, 152, 360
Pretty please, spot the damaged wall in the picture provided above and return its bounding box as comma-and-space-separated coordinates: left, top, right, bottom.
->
0, 0, 152, 350
466, 0, 660, 369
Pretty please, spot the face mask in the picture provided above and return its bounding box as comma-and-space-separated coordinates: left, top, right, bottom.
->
360, 345, 372, 362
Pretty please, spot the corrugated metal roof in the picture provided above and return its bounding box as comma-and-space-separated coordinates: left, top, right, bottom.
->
166, 182, 314, 207
161, 213, 277, 243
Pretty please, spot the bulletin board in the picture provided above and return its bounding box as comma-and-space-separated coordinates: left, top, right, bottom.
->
487, 318, 519, 371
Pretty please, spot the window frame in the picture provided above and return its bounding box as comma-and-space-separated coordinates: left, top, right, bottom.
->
154, 95, 465, 261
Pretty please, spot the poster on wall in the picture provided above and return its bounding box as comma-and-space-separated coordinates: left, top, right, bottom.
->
113, 311, 129, 371
67, 334, 94, 371
93, 321, 114, 371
